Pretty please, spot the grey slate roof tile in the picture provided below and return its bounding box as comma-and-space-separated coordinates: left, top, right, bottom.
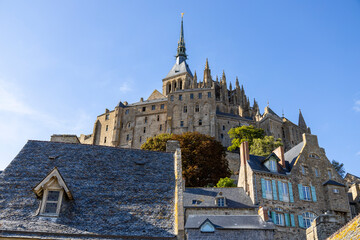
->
183, 187, 255, 209
185, 215, 275, 230
323, 179, 346, 187
0, 140, 176, 239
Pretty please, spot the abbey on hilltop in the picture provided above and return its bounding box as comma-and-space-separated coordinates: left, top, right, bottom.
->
78, 15, 310, 150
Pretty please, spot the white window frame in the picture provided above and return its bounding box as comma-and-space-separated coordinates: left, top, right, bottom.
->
265, 180, 272, 199
274, 212, 285, 226
40, 188, 64, 217
302, 186, 311, 201
216, 197, 225, 207
302, 212, 316, 228
281, 182, 289, 202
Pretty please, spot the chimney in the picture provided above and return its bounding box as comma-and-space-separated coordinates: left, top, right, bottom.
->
258, 206, 269, 222
166, 140, 180, 153
240, 141, 250, 166
273, 146, 285, 168
173, 146, 184, 238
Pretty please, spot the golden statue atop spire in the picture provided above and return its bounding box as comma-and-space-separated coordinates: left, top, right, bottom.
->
181, 12, 184, 18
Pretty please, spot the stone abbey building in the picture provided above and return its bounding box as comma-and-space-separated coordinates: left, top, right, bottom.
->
79, 16, 310, 151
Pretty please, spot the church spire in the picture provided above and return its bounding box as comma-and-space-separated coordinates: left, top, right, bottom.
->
298, 109, 307, 130
176, 13, 187, 63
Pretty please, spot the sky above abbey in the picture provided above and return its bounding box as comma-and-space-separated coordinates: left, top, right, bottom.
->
0, 0, 359, 176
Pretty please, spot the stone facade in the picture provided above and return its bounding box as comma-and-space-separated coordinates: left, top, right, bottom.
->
327, 213, 360, 240
344, 173, 360, 218
306, 212, 342, 240
237, 133, 351, 240
78, 16, 309, 152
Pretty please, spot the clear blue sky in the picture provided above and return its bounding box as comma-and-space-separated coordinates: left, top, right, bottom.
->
0, 1, 359, 176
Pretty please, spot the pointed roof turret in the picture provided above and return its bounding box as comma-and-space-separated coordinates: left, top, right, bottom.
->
205, 58, 209, 69
236, 76, 240, 88
222, 70, 226, 84
298, 109, 307, 129
176, 13, 187, 63
229, 82, 232, 91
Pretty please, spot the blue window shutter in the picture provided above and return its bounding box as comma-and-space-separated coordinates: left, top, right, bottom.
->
278, 181, 283, 201
285, 213, 290, 227
261, 178, 266, 199
271, 211, 276, 224
298, 184, 303, 200
298, 215, 304, 228
272, 180, 278, 200
288, 182, 294, 202
311, 186, 317, 202
290, 214, 295, 227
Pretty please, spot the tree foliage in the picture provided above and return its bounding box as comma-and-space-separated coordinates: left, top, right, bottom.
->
216, 177, 236, 187
331, 160, 345, 178
141, 132, 231, 187
227, 125, 265, 151
250, 136, 283, 157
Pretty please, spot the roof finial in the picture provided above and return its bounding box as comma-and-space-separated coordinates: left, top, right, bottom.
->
176, 13, 187, 62
205, 58, 209, 69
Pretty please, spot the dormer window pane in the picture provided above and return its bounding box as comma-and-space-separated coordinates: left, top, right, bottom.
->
47, 191, 59, 201
217, 197, 225, 206
43, 190, 61, 215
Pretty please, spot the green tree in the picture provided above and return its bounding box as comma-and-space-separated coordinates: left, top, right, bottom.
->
331, 160, 345, 178
140, 133, 172, 151
141, 132, 231, 187
250, 136, 283, 157
216, 177, 236, 187
227, 125, 265, 151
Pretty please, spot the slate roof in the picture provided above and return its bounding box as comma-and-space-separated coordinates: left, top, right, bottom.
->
0, 140, 176, 239
216, 110, 253, 121
183, 187, 255, 209
284, 141, 304, 168
185, 215, 275, 230
323, 180, 346, 187
128, 97, 167, 106
247, 154, 289, 175
164, 59, 193, 79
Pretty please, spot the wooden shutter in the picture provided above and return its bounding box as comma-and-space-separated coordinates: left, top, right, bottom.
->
311, 186, 317, 202
272, 180, 278, 200
278, 181, 283, 201
261, 178, 266, 199
298, 184, 303, 200
288, 182, 294, 202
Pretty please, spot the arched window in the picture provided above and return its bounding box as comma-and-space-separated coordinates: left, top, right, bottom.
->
168, 83, 171, 93
302, 212, 316, 228
179, 80, 183, 89
174, 81, 177, 90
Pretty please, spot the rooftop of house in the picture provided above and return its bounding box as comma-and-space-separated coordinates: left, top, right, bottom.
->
185, 215, 275, 230
183, 187, 255, 209
164, 58, 193, 79
0, 140, 176, 239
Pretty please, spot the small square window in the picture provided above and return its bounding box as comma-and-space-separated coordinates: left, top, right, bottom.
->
143, 127, 146, 133
333, 188, 339, 194
142, 107, 146, 112
198, 93, 202, 99
160, 104, 165, 109
199, 119, 202, 126
104, 137, 107, 143
190, 93, 194, 99
151, 105, 156, 110
183, 106, 187, 113
106, 125, 108, 131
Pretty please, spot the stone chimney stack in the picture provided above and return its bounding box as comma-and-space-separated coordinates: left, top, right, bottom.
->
167, 140, 184, 239
238, 141, 250, 193
258, 206, 270, 222
273, 146, 285, 168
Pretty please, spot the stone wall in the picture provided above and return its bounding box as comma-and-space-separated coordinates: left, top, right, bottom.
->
328, 213, 360, 240
306, 213, 342, 240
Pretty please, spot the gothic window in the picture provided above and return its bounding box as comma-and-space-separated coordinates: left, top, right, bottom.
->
198, 93, 202, 99
179, 80, 183, 89
190, 93, 194, 99
195, 105, 200, 112
198, 119, 202, 126
168, 83, 171, 93
151, 105, 156, 110
208, 92, 211, 98
174, 81, 177, 89
160, 104, 165, 109
180, 121, 184, 127
183, 106, 187, 113
179, 95, 182, 100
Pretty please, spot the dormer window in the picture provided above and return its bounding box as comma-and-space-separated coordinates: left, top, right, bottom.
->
33, 167, 72, 217
269, 160, 277, 172
217, 197, 225, 206
200, 220, 215, 233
